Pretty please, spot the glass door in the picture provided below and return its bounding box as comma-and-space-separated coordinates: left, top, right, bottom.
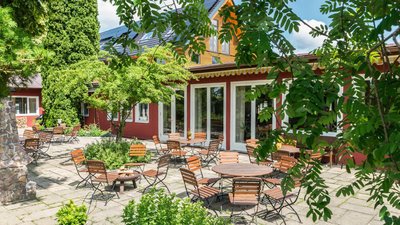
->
231, 82, 275, 151
159, 90, 186, 141
191, 84, 225, 146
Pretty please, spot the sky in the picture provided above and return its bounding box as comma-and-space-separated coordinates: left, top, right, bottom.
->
97, 0, 329, 53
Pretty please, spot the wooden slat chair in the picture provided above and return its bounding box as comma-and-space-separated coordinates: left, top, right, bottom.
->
168, 132, 181, 140
38, 132, 52, 158
186, 156, 220, 186
70, 149, 91, 189
180, 168, 220, 207
52, 126, 65, 143
21, 129, 36, 143
24, 138, 41, 164
246, 138, 259, 146
199, 139, 220, 166
124, 144, 147, 171
194, 132, 207, 140
142, 154, 171, 193
86, 160, 119, 206
261, 178, 302, 224
152, 135, 168, 155
229, 177, 263, 223
264, 156, 298, 187
219, 152, 239, 164
166, 140, 187, 166
217, 134, 224, 151
66, 125, 80, 143
246, 144, 273, 166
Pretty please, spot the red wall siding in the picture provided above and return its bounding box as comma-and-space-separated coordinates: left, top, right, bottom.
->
11, 88, 43, 127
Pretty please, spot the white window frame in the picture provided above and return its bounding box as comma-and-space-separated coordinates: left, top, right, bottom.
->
209, 20, 218, 52
125, 108, 133, 122
107, 111, 119, 122
12, 96, 39, 116
135, 103, 150, 123
81, 103, 89, 117
221, 41, 230, 55
230, 80, 277, 151
281, 78, 343, 137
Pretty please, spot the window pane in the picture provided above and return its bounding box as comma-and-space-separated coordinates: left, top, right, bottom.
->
210, 87, 224, 139
212, 56, 220, 64
191, 54, 200, 64
137, 103, 149, 122
235, 86, 251, 143
163, 103, 172, 135
14, 97, 28, 114
126, 109, 133, 121
175, 90, 185, 136
195, 88, 207, 133
221, 41, 229, 54
255, 85, 273, 139
28, 98, 37, 114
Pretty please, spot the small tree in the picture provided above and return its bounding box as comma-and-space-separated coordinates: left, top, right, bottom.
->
87, 45, 192, 141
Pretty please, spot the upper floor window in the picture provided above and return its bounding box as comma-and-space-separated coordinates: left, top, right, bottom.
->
209, 20, 218, 52
81, 103, 89, 117
135, 103, 149, 123
221, 41, 230, 54
212, 56, 221, 64
191, 54, 200, 64
140, 31, 153, 41
12, 96, 39, 116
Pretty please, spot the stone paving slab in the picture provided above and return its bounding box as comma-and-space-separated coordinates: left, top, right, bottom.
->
0, 136, 388, 225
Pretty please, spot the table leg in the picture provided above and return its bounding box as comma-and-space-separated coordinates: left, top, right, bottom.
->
119, 181, 124, 193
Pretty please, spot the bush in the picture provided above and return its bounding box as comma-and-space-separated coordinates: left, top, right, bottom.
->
85, 139, 151, 170
56, 200, 87, 225
78, 124, 109, 137
122, 189, 230, 225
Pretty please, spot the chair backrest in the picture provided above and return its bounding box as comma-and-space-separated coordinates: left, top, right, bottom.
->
306, 150, 323, 161
232, 177, 262, 199
194, 132, 207, 140
70, 149, 86, 165
167, 140, 181, 152
129, 144, 147, 157
207, 139, 220, 153
53, 126, 64, 135
24, 138, 40, 149
87, 160, 107, 176
219, 151, 239, 164
218, 134, 224, 142
152, 135, 161, 145
277, 156, 297, 172
246, 138, 259, 145
32, 125, 39, 132
246, 144, 257, 164
180, 168, 199, 190
23, 130, 35, 139
157, 154, 171, 172
38, 132, 52, 143
187, 156, 202, 172
272, 151, 290, 161
168, 132, 181, 140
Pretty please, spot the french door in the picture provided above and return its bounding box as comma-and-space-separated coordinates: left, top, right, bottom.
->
231, 81, 276, 151
159, 90, 186, 141
191, 84, 225, 147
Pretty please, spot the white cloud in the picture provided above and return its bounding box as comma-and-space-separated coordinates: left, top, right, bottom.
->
97, 0, 120, 32
290, 19, 327, 54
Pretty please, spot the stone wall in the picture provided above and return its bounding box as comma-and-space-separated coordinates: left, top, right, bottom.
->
0, 98, 36, 204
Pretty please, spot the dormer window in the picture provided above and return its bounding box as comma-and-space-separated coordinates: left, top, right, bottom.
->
141, 31, 153, 41
209, 20, 218, 52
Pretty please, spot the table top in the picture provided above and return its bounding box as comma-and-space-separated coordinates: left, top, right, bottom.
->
278, 144, 300, 154
169, 138, 206, 145
212, 163, 273, 177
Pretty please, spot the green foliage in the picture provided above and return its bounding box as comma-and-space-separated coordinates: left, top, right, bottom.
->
42, 0, 100, 127
78, 124, 109, 137
122, 189, 230, 225
0, 6, 47, 99
85, 139, 150, 170
56, 200, 87, 225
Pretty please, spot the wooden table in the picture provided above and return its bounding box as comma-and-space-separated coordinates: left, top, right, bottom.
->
278, 144, 300, 156
169, 138, 206, 145
212, 163, 273, 177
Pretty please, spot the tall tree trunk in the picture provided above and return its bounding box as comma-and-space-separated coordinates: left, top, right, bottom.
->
0, 98, 36, 204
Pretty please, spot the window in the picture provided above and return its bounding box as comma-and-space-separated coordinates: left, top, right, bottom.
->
191, 54, 200, 64
12, 96, 39, 115
209, 20, 218, 52
221, 41, 230, 54
125, 109, 133, 122
81, 103, 89, 117
212, 56, 220, 64
107, 111, 119, 121
135, 103, 149, 123
140, 31, 153, 41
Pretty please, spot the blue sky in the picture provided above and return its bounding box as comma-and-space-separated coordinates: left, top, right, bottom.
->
98, 0, 330, 53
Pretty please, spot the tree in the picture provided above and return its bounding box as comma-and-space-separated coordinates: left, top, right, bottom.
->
41, 0, 100, 127
86, 45, 192, 141
108, 0, 400, 224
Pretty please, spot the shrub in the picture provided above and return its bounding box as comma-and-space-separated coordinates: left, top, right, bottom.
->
122, 189, 230, 225
78, 124, 109, 137
85, 139, 151, 170
56, 200, 87, 225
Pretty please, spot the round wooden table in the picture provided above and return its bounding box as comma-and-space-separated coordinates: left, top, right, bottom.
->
212, 163, 273, 177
